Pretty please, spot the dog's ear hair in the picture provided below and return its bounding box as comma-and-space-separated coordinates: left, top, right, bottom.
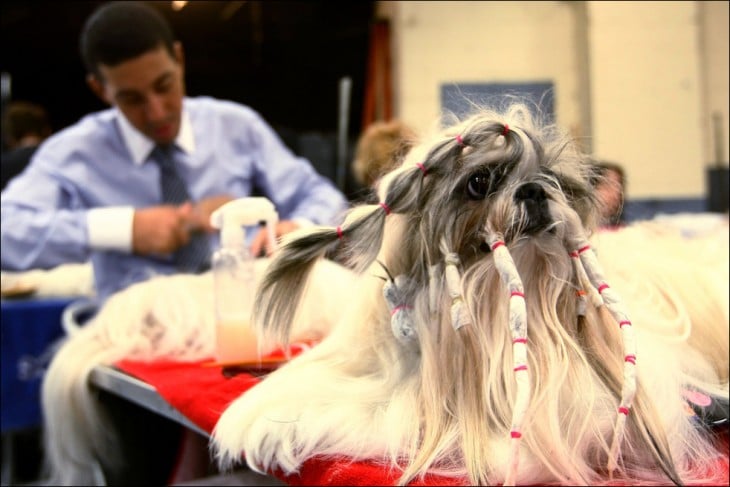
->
539, 134, 599, 228
252, 137, 464, 342
337, 140, 458, 273
254, 226, 342, 342
252, 175, 428, 343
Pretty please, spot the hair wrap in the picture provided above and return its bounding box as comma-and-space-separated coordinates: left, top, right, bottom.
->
383, 275, 417, 343
570, 233, 638, 478
569, 250, 602, 315
428, 264, 441, 313
485, 233, 529, 487
442, 249, 470, 330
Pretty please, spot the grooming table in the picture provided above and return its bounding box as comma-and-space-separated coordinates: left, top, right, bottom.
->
106, 353, 729, 486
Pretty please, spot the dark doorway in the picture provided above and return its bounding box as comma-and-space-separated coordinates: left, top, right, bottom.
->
0, 1, 374, 136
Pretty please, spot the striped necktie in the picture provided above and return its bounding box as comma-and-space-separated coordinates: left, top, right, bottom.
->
151, 145, 211, 272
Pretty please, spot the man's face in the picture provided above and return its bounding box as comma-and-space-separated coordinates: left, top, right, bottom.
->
91, 44, 185, 145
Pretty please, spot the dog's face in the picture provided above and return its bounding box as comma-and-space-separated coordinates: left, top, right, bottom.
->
369, 107, 599, 298
350, 107, 604, 369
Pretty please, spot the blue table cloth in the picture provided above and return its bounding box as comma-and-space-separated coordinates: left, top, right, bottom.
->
1, 297, 75, 432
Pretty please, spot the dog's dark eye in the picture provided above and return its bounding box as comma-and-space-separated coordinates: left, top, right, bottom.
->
466, 172, 490, 200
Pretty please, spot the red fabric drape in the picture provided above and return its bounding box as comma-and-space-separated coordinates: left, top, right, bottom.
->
362, 19, 393, 128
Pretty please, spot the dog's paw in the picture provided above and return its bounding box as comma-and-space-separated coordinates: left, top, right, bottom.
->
213, 350, 361, 475
212, 346, 402, 477
212, 373, 307, 474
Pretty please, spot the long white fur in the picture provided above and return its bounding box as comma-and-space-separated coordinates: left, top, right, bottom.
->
211, 106, 729, 486
40, 258, 357, 485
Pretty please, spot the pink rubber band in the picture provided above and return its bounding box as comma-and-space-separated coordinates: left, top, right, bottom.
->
391, 305, 412, 316
618, 406, 630, 416
379, 202, 391, 215
491, 241, 505, 251
510, 430, 522, 439
416, 162, 427, 175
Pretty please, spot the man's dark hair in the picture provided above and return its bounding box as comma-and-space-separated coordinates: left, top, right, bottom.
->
80, 1, 176, 79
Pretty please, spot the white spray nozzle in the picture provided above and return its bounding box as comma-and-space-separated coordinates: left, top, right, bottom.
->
210, 197, 279, 250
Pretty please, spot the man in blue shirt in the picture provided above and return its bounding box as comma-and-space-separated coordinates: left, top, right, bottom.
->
0, 2, 349, 301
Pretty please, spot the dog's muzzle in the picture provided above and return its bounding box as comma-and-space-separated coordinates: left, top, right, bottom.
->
514, 182, 553, 235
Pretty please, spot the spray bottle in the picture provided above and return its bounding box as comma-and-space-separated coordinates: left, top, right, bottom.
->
209, 197, 278, 364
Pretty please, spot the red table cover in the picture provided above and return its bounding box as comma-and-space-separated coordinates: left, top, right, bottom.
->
116, 353, 729, 486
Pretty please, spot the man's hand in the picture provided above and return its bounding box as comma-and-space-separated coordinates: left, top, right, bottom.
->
250, 220, 301, 257
191, 194, 235, 233
132, 203, 199, 255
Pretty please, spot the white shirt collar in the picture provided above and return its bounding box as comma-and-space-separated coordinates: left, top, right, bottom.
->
117, 102, 196, 166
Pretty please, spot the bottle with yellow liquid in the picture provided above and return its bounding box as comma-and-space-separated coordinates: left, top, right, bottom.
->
209, 197, 278, 365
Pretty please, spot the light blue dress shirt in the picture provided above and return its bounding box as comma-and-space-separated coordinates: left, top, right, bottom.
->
1, 96, 349, 300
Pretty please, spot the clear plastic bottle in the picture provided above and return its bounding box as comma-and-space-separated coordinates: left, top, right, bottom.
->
209, 198, 278, 364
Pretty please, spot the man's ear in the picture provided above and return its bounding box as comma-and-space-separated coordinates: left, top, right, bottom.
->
86, 74, 111, 105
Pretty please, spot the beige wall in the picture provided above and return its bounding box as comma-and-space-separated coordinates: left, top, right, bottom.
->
388, 1, 580, 138
588, 1, 704, 198
383, 0, 729, 200
698, 1, 729, 166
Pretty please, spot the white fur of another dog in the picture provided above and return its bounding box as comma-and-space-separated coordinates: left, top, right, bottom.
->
41, 257, 357, 485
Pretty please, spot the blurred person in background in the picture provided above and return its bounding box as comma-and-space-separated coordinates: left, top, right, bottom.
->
351, 119, 417, 201
591, 160, 626, 228
1, 100, 52, 190
0, 1, 349, 301
1, 2, 347, 484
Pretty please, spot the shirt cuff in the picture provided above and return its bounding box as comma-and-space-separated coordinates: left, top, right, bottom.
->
87, 207, 135, 252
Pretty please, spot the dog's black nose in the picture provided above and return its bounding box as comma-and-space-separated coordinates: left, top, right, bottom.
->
514, 182, 546, 203
514, 182, 552, 235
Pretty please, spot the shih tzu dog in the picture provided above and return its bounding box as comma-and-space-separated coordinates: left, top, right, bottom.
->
212, 104, 729, 486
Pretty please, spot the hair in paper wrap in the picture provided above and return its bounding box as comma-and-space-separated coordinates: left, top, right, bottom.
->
214, 104, 726, 486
